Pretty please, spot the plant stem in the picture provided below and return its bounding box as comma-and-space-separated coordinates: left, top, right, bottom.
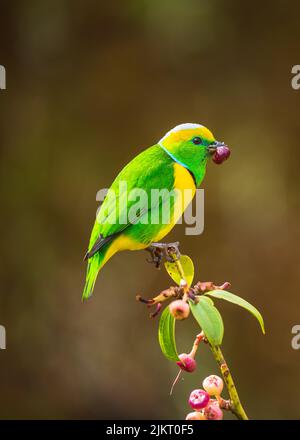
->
169, 251, 186, 283
209, 344, 248, 420
169, 249, 248, 420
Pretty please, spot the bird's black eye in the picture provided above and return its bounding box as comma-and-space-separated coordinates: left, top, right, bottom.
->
192, 137, 202, 145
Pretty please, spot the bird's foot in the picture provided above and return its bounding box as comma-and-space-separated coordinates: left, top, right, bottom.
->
145, 246, 163, 269
145, 241, 181, 268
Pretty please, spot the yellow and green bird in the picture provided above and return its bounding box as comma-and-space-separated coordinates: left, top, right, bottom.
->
83, 123, 230, 300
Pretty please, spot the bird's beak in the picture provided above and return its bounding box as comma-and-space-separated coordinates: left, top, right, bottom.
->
208, 140, 225, 154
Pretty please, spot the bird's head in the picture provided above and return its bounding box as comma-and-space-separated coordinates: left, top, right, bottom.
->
158, 123, 230, 185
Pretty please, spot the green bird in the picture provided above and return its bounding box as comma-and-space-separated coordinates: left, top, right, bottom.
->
83, 123, 230, 300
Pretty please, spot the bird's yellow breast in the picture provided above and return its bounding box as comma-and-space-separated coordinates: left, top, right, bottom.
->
153, 162, 196, 241
173, 162, 196, 218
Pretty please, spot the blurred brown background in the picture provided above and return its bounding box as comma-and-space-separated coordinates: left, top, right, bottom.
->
0, 0, 300, 419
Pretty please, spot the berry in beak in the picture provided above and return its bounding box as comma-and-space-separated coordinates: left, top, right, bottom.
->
208, 141, 231, 164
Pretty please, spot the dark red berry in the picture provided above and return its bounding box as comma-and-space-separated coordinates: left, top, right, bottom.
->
176, 353, 197, 372
212, 145, 231, 164
188, 389, 210, 410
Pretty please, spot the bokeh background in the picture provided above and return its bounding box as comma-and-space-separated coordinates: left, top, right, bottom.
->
0, 0, 300, 419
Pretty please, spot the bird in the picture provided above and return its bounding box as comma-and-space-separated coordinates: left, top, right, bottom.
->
82, 123, 230, 300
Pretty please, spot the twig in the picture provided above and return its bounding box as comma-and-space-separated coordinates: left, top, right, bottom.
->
167, 250, 187, 284
189, 332, 204, 358
209, 344, 248, 420
136, 287, 178, 306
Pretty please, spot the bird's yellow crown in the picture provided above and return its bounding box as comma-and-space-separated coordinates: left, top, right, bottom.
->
158, 123, 215, 149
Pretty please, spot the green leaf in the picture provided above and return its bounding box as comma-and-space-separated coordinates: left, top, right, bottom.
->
189, 296, 224, 346
205, 290, 265, 334
158, 306, 179, 361
164, 255, 194, 287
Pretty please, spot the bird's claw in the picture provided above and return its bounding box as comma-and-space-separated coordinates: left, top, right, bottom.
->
145, 241, 181, 267
165, 242, 181, 262
145, 246, 163, 268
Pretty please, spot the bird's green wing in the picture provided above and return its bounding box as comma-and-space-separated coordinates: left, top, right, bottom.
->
86, 145, 174, 257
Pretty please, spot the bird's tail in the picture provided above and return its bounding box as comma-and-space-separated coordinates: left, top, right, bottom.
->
82, 245, 112, 301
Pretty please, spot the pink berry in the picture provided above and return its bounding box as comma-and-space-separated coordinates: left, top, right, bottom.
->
169, 300, 190, 320
202, 375, 224, 396
212, 145, 231, 164
204, 400, 223, 420
185, 411, 206, 420
188, 389, 210, 410
176, 353, 196, 372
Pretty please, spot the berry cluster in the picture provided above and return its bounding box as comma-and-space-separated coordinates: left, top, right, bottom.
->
186, 375, 224, 420
168, 297, 230, 420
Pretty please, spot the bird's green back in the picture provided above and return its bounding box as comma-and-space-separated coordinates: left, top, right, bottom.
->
88, 145, 175, 252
